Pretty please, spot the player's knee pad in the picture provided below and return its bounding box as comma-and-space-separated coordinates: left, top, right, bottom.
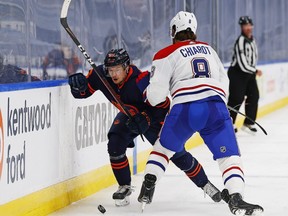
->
170, 150, 194, 171
217, 155, 245, 195
109, 153, 127, 161
107, 133, 127, 157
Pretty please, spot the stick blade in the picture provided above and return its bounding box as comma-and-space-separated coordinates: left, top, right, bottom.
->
60, 0, 72, 19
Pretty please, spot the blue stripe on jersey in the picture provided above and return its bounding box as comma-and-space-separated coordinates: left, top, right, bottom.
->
224, 174, 245, 185
173, 88, 226, 99
136, 72, 150, 93
147, 160, 166, 172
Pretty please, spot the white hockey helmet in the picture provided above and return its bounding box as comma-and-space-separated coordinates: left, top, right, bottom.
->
170, 11, 197, 38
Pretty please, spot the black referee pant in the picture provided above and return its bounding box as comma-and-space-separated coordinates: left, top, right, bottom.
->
227, 66, 259, 125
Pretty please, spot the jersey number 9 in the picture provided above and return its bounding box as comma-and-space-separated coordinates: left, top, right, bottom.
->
191, 58, 211, 78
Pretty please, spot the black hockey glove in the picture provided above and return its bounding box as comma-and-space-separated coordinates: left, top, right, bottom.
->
126, 112, 151, 135
68, 73, 88, 92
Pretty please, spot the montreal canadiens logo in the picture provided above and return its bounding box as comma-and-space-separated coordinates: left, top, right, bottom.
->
0, 110, 4, 180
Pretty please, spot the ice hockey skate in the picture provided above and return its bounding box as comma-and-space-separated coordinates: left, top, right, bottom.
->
113, 185, 134, 207
241, 124, 257, 134
202, 181, 222, 202
221, 189, 264, 215
138, 174, 157, 212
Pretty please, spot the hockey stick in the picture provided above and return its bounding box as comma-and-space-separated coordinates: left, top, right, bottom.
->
227, 105, 267, 135
60, 0, 132, 118
60, 0, 146, 140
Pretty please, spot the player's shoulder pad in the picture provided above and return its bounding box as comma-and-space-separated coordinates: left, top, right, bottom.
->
153, 40, 209, 61
136, 70, 149, 84
130, 64, 141, 75
129, 64, 149, 82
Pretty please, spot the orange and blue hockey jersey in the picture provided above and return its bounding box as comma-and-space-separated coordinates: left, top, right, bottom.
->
70, 64, 170, 123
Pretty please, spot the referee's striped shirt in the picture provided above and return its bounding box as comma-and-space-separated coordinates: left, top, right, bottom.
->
231, 34, 258, 74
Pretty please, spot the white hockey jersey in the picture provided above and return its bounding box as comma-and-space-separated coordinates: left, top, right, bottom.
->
146, 40, 229, 107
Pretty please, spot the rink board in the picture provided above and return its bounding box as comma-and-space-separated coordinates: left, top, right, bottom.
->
0, 61, 288, 215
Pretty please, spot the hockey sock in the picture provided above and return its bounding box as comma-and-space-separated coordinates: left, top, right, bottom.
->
171, 152, 208, 188
110, 153, 131, 186
145, 139, 174, 183
218, 155, 245, 195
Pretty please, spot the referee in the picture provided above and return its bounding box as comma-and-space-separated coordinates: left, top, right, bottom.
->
227, 16, 262, 133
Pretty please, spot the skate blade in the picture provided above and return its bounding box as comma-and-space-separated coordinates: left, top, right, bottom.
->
141, 202, 146, 213
140, 197, 150, 213
115, 196, 130, 207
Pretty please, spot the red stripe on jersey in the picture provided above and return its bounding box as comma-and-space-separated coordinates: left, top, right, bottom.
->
150, 151, 169, 163
171, 84, 226, 97
153, 40, 209, 61
222, 166, 244, 176
136, 71, 149, 83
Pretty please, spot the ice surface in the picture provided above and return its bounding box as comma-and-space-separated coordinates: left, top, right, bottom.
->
50, 106, 288, 216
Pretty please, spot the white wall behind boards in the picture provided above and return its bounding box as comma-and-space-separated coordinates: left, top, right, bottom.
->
0, 85, 122, 204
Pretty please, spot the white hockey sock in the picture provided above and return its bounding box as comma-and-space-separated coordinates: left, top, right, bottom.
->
217, 155, 245, 196
144, 139, 175, 184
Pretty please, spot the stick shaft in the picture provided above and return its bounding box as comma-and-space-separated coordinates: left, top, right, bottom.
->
227, 105, 267, 135
60, 0, 132, 118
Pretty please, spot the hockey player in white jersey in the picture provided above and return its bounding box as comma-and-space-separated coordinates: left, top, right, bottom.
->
138, 11, 264, 215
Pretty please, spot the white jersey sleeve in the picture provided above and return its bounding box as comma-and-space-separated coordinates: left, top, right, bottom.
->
146, 51, 173, 106
146, 40, 228, 107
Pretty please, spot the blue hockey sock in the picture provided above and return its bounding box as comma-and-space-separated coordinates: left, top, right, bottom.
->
110, 154, 131, 186
171, 152, 208, 188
